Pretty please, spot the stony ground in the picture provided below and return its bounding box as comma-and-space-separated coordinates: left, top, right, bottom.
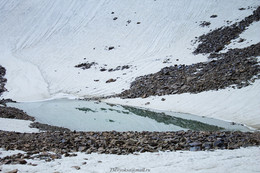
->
0, 131, 259, 164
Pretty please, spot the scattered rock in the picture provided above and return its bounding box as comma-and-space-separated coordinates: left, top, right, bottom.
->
17, 159, 27, 164
75, 62, 97, 70
108, 46, 115, 50
100, 68, 107, 72
145, 102, 150, 105
137, 22, 141, 24
113, 17, 118, 20
6, 169, 18, 173
72, 166, 80, 170
238, 38, 245, 43
108, 65, 131, 72
199, 21, 211, 27
106, 78, 116, 83
210, 15, 218, 18
161, 98, 166, 101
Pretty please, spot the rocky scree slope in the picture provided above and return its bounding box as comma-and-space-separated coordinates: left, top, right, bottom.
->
118, 7, 260, 99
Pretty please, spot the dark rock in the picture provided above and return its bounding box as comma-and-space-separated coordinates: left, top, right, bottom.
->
213, 140, 225, 148
113, 17, 118, 20
210, 15, 218, 18
199, 21, 211, 27
106, 78, 116, 83
145, 102, 150, 105
100, 68, 107, 72
78, 146, 87, 152
6, 169, 18, 173
202, 142, 212, 150
108, 46, 115, 50
107, 65, 131, 72
75, 62, 97, 70
238, 38, 245, 43
72, 166, 80, 170
17, 159, 27, 164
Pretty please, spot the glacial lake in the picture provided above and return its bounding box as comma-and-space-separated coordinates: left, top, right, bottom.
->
7, 99, 250, 132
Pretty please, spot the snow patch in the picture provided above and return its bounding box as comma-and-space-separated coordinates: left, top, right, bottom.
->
0, 118, 39, 133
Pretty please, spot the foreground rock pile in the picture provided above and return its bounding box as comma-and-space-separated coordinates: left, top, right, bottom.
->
0, 131, 259, 163
119, 43, 260, 98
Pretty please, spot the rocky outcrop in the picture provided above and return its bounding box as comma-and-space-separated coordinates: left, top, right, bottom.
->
0, 65, 7, 96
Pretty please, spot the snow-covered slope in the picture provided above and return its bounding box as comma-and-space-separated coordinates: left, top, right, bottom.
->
1, 147, 260, 173
0, 0, 259, 128
0, 118, 39, 133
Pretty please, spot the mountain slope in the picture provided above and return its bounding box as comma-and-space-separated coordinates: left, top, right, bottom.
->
0, 0, 259, 128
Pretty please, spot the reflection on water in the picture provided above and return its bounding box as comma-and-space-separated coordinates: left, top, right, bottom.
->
7, 99, 250, 132
122, 106, 223, 131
